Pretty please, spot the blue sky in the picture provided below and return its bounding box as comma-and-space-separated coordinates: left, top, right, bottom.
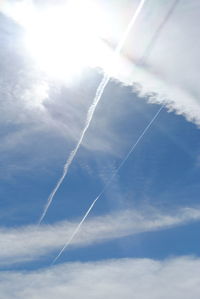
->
1, 0, 200, 298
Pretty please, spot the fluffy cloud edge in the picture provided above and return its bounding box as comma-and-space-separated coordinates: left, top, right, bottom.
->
111, 55, 200, 127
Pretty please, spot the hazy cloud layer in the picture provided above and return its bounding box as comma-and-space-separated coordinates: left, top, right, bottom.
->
1, 256, 200, 298
1, 206, 200, 265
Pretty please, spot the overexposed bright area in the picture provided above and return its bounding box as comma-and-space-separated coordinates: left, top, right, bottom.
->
3, 0, 116, 83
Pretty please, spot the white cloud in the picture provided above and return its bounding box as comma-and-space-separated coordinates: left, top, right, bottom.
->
112, 0, 200, 125
1, 0, 200, 182
1, 256, 200, 298
1, 206, 200, 265
1, 0, 199, 160
2, 0, 200, 129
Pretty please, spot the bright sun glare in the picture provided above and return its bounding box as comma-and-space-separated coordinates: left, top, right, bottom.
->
17, 0, 114, 82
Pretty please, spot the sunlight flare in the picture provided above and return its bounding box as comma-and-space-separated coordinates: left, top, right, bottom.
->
21, 0, 114, 81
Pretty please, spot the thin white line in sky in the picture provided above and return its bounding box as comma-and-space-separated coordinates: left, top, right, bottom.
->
51, 0, 180, 264
39, 0, 146, 224
52, 105, 163, 265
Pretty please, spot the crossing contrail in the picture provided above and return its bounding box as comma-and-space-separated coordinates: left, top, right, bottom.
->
39, 0, 147, 224
51, 0, 180, 264
52, 105, 163, 264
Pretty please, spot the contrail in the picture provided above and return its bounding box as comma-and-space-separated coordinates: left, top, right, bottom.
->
39, 0, 146, 224
52, 104, 163, 264
51, 193, 98, 265
51, 0, 179, 263
139, 0, 180, 64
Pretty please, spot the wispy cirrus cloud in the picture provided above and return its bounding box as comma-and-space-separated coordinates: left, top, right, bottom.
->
1, 206, 200, 265
1, 256, 200, 298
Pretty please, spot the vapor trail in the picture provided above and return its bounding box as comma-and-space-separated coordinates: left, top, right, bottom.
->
51, 0, 179, 263
52, 105, 163, 264
139, 0, 180, 64
51, 195, 98, 265
39, 0, 146, 224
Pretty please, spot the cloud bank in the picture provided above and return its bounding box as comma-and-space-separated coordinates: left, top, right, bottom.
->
1, 206, 200, 265
112, 0, 200, 126
1, 256, 200, 298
